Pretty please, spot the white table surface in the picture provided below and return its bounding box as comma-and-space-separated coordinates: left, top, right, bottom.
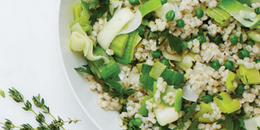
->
0, 0, 98, 129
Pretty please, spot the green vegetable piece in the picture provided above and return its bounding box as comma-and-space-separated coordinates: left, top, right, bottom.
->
160, 0, 167, 4
75, 65, 92, 75
236, 118, 244, 128
174, 89, 182, 112
213, 92, 241, 113
182, 41, 188, 50
151, 50, 161, 58
211, 61, 220, 70
129, 0, 140, 5
238, 49, 250, 59
73, 2, 82, 20
176, 19, 185, 27
109, 34, 129, 58
194, 103, 213, 122
149, 61, 167, 79
139, 96, 152, 116
202, 95, 213, 103
224, 60, 235, 70
246, 39, 255, 46
87, 62, 102, 79
248, 31, 260, 42
0, 89, 5, 98
255, 7, 260, 14
175, 53, 195, 71
198, 28, 204, 35
185, 107, 190, 113
137, 26, 145, 36
133, 117, 142, 126
183, 103, 196, 122
207, 33, 223, 45
256, 59, 260, 63
115, 31, 141, 64
148, 32, 159, 39
218, 0, 260, 29
196, 35, 206, 44
160, 58, 170, 67
226, 71, 237, 93
160, 68, 185, 87
139, 0, 162, 17
167, 33, 185, 54
236, 65, 260, 84
70, 0, 91, 27
139, 64, 155, 91
91, 46, 121, 80
165, 10, 175, 22
104, 76, 123, 93
229, 34, 238, 44
205, 7, 230, 26
196, 8, 204, 18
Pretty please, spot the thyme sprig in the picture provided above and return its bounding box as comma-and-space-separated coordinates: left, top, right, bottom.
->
0, 87, 80, 130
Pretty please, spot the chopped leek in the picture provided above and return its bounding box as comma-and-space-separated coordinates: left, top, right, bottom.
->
174, 89, 182, 112
149, 61, 166, 79
109, 0, 122, 14
214, 92, 241, 113
109, 34, 129, 58
218, 0, 260, 29
70, 0, 91, 27
205, 7, 230, 26
194, 103, 213, 123
91, 46, 121, 80
175, 53, 195, 71
139, 0, 162, 17
236, 65, 260, 84
70, 32, 86, 52
73, 2, 82, 20
182, 85, 200, 102
119, 10, 142, 34
226, 71, 237, 93
155, 3, 172, 19
160, 68, 185, 87
97, 8, 135, 50
139, 96, 152, 116
154, 104, 179, 126
115, 30, 142, 65
139, 64, 155, 91
248, 31, 260, 42
244, 115, 260, 130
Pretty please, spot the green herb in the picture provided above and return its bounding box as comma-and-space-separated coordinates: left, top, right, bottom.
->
88, 0, 98, 10
109, 87, 137, 103
0, 89, 5, 98
183, 103, 196, 122
188, 119, 199, 130
75, 65, 92, 74
1, 88, 80, 130
215, 119, 225, 124
107, 6, 118, 21
105, 76, 123, 93
166, 33, 185, 54
243, 18, 253, 22
207, 33, 223, 45
225, 114, 234, 130
122, 117, 141, 130
258, 126, 260, 130
89, 0, 109, 25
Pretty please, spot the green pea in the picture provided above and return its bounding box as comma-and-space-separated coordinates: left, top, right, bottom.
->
160, 0, 167, 4
185, 107, 190, 113
137, 26, 145, 36
196, 8, 204, 18
256, 59, 260, 63
224, 60, 235, 70
160, 58, 170, 67
196, 35, 206, 44
211, 61, 220, 70
236, 85, 244, 95
202, 95, 213, 103
151, 50, 161, 58
176, 19, 185, 27
165, 10, 175, 22
238, 49, 250, 59
246, 39, 255, 46
229, 34, 238, 45
133, 117, 142, 126
255, 7, 260, 14
129, 0, 140, 5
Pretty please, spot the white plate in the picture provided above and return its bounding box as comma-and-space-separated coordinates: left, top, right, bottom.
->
58, 0, 120, 129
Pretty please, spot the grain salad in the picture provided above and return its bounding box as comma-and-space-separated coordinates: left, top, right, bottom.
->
69, 0, 260, 129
